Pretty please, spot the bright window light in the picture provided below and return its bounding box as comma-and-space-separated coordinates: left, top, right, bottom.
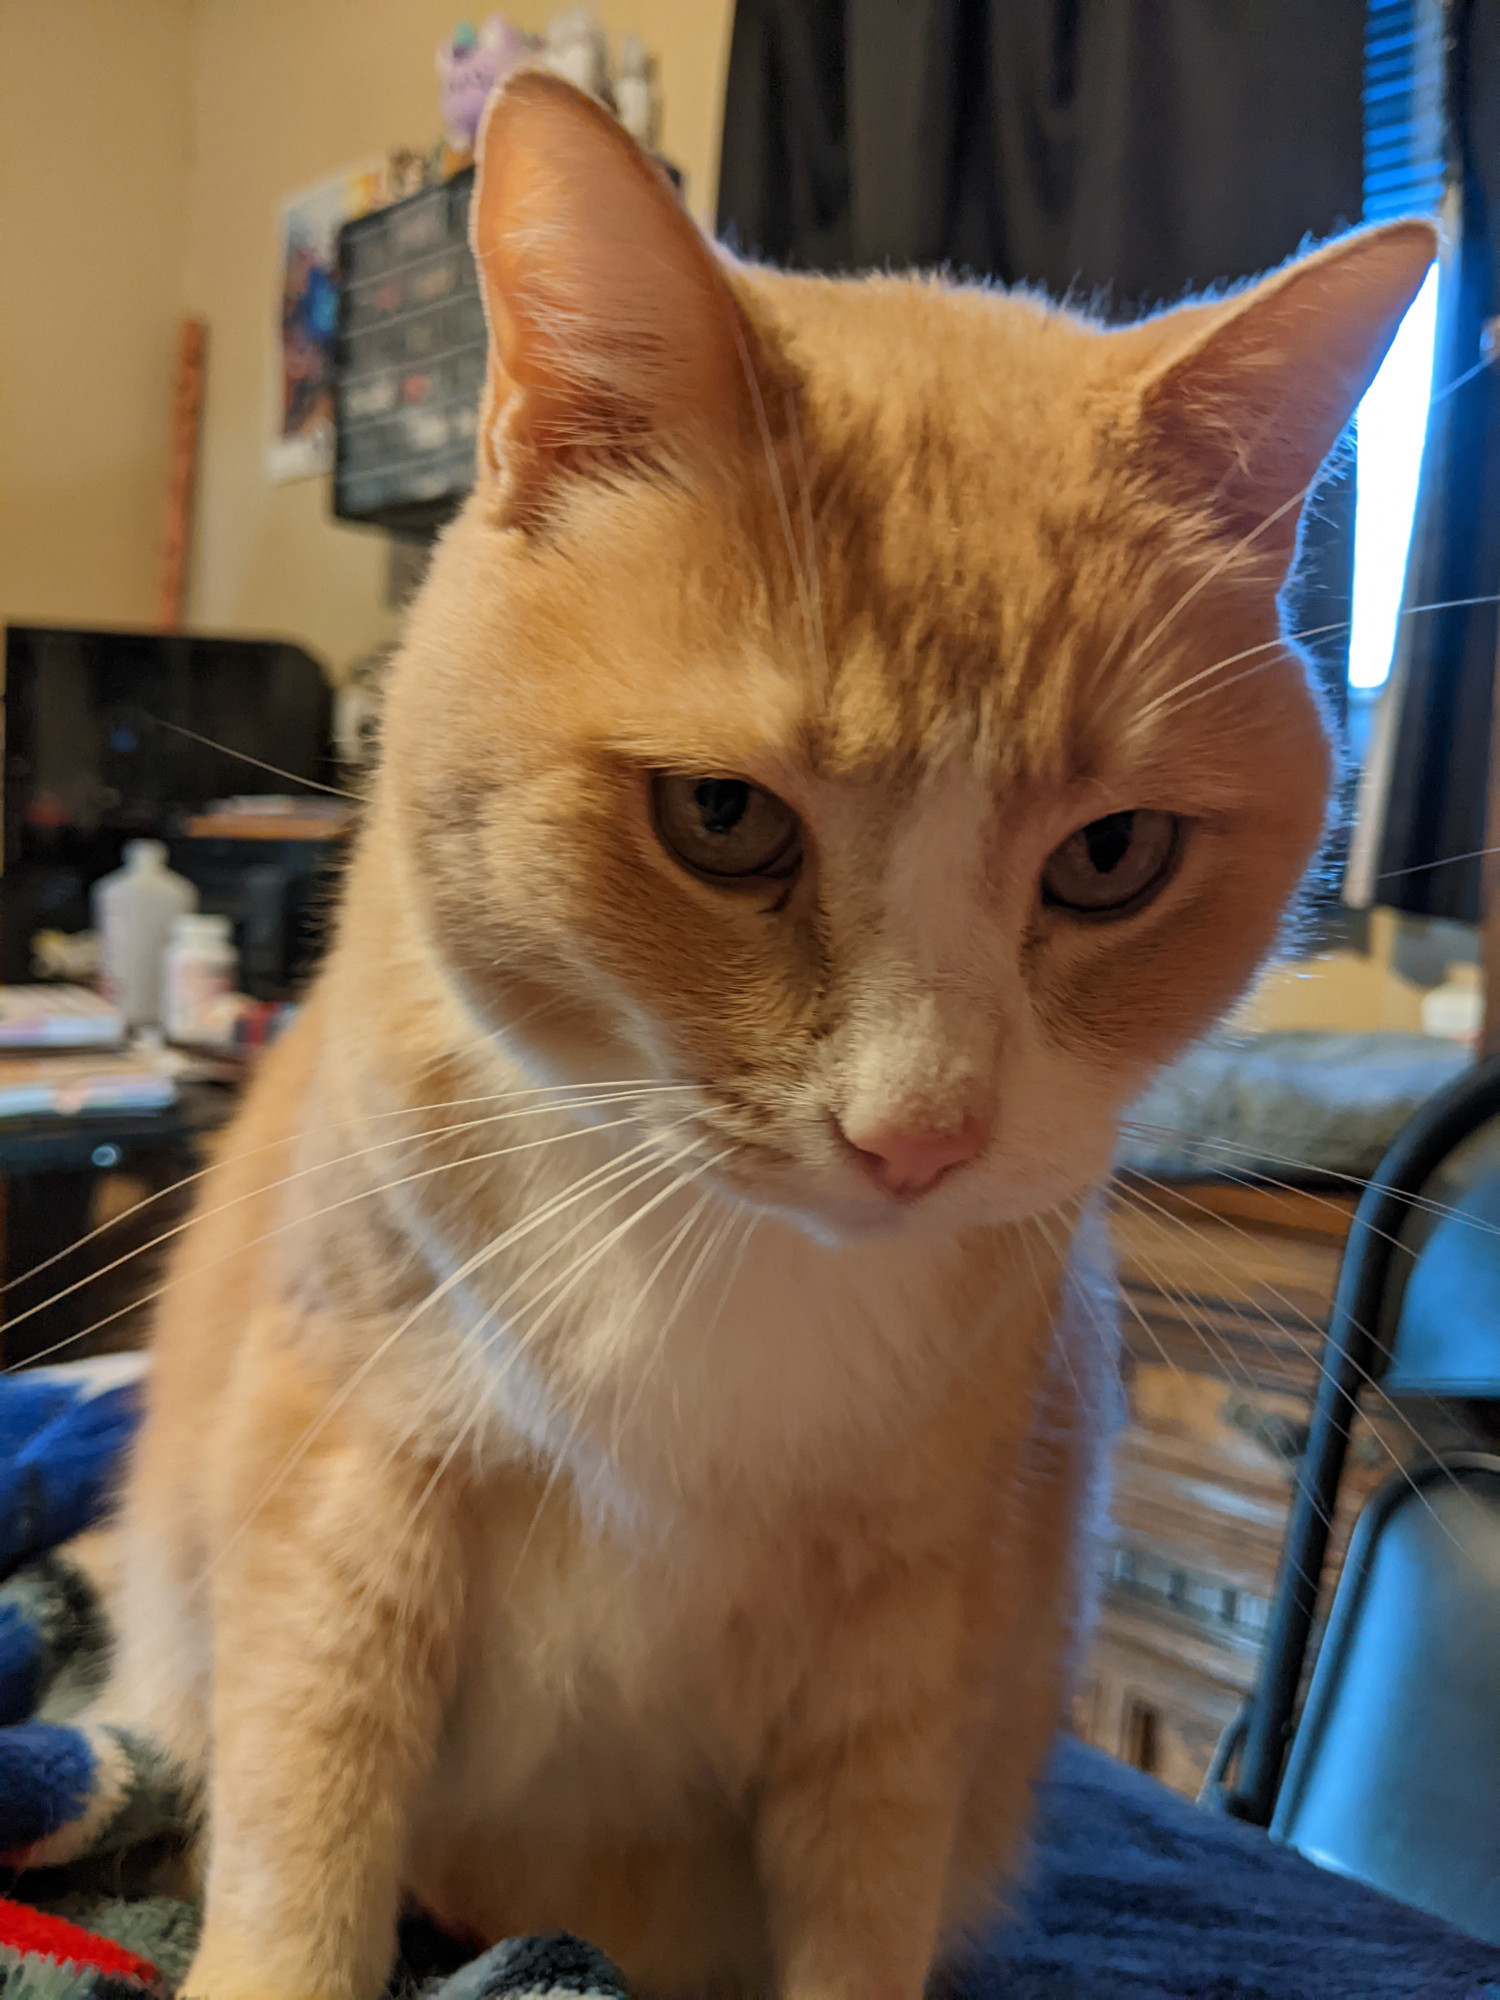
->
1348, 261, 1440, 692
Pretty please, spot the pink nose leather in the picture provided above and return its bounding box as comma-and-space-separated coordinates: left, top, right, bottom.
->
842, 1115, 989, 1198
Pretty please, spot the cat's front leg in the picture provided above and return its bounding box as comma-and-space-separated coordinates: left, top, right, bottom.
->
183, 1394, 466, 2000
754, 1582, 971, 2000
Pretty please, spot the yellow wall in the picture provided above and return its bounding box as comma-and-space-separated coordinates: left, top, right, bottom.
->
0, 0, 194, 631
0, 0, 733, 669
182, 0, 735, 674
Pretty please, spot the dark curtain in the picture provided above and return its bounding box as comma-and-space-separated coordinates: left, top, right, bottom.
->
716, 0, 1367, 727
1372, 0, 1500, 923
717, 0, 1364, 307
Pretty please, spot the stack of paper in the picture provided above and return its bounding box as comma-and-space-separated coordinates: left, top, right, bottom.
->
0, 1052, 176, 1119
0, 988, 124, 1050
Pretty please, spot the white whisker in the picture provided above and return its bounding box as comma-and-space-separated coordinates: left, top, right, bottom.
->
1118, 1120, 1500, 1242
201, 1126, 708, 1584
1132, 591, 1500, 733
782, 383, 828, 680
0, 1087, 691, 1345
493, 1152, 734, 1588
1114, 1174, 1477, 1562
605, 1189, 719, 1454
140, 711, 364, 802
1, 1077, 698, 1299
614, 1191, 736, 1455
731, 318, 822, 682
1117, 483, 1313, 688
11, 1109, 697, 1374
340, 1141, 717, 1509
1108, 1189, 1345, 1586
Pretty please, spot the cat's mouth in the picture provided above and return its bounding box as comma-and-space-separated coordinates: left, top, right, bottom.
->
677, 1111, 1104, 1244
679, 1121, 962, 1238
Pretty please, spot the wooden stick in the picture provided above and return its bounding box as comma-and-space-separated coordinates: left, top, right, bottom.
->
158, 317, 208, 631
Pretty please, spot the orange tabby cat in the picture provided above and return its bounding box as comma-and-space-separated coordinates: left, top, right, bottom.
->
70, 74, 1431, 2000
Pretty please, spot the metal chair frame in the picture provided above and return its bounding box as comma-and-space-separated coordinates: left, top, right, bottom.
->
1220, 1051, 1500, 1826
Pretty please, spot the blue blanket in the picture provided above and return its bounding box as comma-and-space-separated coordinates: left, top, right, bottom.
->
1, 1374, 1497, 1999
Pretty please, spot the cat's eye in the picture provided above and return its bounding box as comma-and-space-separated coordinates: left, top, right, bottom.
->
651, 773, 802, 883
1041, 810, 1181, 917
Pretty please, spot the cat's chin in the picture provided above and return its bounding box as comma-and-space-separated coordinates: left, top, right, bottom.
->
781, 1197, 915, 1247
723, 1173, 972, 1247
700, 1145, 1086, 1245
688, 1163, 914, 1245
767, 1175, 1109, 1250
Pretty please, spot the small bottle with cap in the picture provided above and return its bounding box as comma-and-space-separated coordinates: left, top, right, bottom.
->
163, 913, 239, 1044
92, 840, 198, 1028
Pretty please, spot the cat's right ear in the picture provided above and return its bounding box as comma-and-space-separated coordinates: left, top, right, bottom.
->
470, 71, 756, 524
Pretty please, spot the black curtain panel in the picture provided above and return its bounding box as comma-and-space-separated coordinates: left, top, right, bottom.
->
716, 0, 1367, 722
717, 0, 1365, 305
1371, 0, 1500, 923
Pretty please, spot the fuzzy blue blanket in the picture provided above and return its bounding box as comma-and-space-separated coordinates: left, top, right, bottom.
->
1, 1372, 1497, 2000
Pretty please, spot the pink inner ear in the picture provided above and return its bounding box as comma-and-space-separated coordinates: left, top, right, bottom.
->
1137, 221, 1437, 554
472, 72, 753, 502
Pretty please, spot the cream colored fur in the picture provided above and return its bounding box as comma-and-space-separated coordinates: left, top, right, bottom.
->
78, 73, 1434, 2000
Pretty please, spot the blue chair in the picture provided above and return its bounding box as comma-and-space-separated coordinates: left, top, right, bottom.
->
1214, 1054, 1500, 1944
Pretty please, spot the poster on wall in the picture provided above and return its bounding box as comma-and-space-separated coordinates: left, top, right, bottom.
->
268, 163, 385, 483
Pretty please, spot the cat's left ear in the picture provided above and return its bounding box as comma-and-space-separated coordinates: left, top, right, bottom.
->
470, 70, 756, 523
1135, 219, 1439, 568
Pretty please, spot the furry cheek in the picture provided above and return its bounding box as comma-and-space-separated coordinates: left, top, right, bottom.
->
409, 760, 830, 1103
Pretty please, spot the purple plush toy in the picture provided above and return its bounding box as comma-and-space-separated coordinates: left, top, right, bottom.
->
436, 16, 537, 157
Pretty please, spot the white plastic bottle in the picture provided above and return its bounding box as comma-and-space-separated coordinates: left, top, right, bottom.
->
91, 841, 197, 1029
163, 913, 238, 1043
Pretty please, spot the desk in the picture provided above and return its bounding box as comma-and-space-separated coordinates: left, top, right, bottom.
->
0, 1082, 239, 1367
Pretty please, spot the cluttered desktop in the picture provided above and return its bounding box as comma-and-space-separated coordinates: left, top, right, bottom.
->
0, 625, 349, 1364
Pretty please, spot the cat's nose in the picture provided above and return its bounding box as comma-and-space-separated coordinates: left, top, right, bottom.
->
839, 1113, 990, 1199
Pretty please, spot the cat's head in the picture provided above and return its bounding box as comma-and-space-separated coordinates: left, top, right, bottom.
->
386, 73, 1434, 1241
